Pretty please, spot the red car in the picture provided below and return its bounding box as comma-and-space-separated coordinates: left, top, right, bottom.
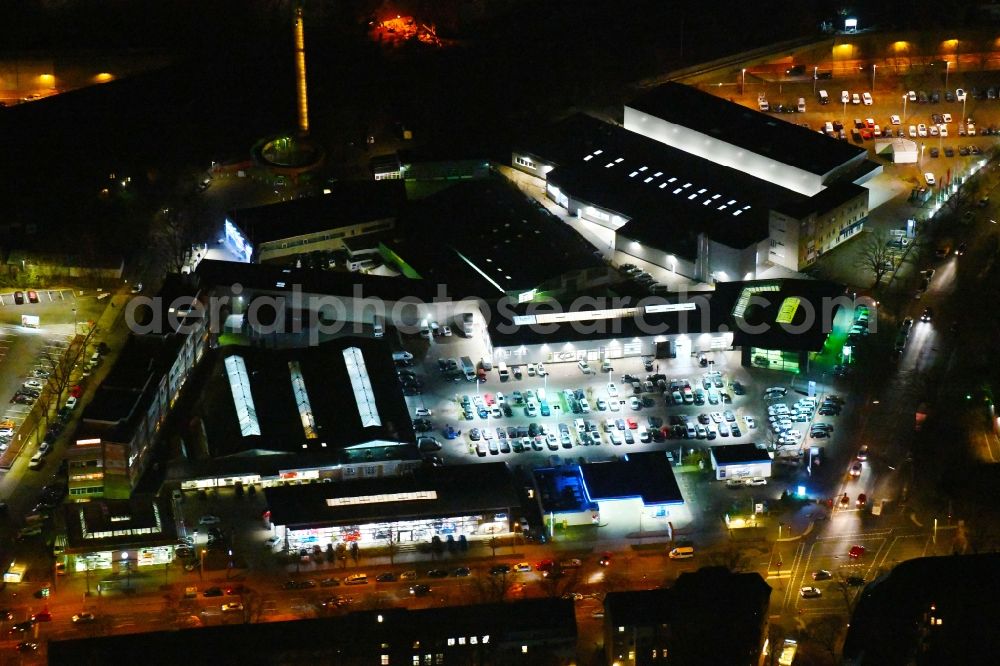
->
856, 493, 867, 508
849, 545, 865, 559
483, 393, 495, 406
626, 417, 638, 429
69, 385, 83, 398
27, 291, 39, 304
31, 611, 51, 623
535, 559, 554, 572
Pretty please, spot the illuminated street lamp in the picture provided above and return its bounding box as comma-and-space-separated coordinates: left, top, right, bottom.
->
872, 63, 877, 90
199, 549, 206, 580
902, 93, 907, 120
945, 61, 951, 90
741, 68, 745, 96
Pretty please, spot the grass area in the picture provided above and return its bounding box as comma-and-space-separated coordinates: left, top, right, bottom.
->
548, 523, 600, 543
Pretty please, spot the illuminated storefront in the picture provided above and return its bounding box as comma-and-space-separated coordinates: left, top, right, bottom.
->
62, 497, 178, 574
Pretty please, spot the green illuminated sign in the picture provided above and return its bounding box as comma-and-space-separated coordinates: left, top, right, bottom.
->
775, 297, 801, 324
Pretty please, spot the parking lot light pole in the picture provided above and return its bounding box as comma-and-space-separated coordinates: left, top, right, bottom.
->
741, 68, 745, 96
945, 61, 951, 90
872, 64, 876, 90
813, 66, 817, 94
199, 549, 206, 580
902, 93, 907, 120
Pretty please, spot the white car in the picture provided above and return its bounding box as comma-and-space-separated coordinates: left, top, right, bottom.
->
526, 363, 536, 376
579, 398, 591, 414
578, 360, 592, 374
628, 396, 641, 410
841, 90, 850, 103
23, 379, 43, 390
536, 363, 547, 377
942, 112, 952, 123
744, 415, 756, 429
924, 172, 936, 186
939, 124, 948, 137
524, 402, 538, 417
608, 398, 620, 412
415, 408, 433, 417
851, 92, 861, 104
65, 396, 78, 410
956, 88, 967, 102
862, 92, 873, 105
917, 123, 928, 137
929, 124, 939, 136
198, 515, 222, 526
908, 124, 917, 138
710, 412, 723, 423
596, 398, 607, 411
889, 114, 900, 125
607, 383, 619, 398
908, 90, 917, 101
441, 326, 452, 337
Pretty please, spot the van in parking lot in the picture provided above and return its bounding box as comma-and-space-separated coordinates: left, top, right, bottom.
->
818, 90, 829, 104
497, 362, 509, 381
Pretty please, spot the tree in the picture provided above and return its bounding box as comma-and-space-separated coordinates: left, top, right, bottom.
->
707, 543, 753, 573
801, 614, 848, 662
36, 323, 98, 435
469, 571, 513, 604
854, 229, 896, 289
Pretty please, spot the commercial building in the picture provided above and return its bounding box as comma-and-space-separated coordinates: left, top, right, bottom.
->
70, 277, 208, 499
603, 567, 771, 666
166, 336, 420, 491
534, 452, 688, 532
486, 278, 846, 371
49, 598, 578, 665
513, 98, 874, 277
223, 180, 406, 264
263, 462, 519, 551
709, 443, 773, 482
60, 496, 177, 577
623, 82, 875, 197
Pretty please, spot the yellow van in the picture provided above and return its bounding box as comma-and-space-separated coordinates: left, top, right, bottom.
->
668, 546, 695, 560
344, 573, 368, 585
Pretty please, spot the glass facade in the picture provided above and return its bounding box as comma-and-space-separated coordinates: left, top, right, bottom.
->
281, 513, 509, 551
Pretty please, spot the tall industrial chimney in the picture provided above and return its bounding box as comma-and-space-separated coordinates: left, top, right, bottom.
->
294, 7, 310, 135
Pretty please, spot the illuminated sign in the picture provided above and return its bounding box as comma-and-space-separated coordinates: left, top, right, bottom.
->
326, 491, 438, 507
644, 303, 697, 314
775, 297, 801, 324
517, 289, 537, 304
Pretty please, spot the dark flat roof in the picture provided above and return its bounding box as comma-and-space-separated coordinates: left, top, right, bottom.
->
487, 278, 843, 353
581, 451, 683, 505
772, 179, 867, 219
711, 443, 772, 465
63, 497, 176, 551
48, 598, 576, 665
539, 113, 801, 252
227, 180, 406, 246
713, 278, 847, 352
264, 462, 519, 528
390, 177, 605, 293
626, 82, 866, 177
197, 337, 412, 458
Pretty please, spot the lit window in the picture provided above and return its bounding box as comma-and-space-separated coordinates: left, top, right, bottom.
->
628, 171, 638, 178
653, 171, 663, 177
687, 193, 698, 200
521, 646, 528, 654
583, 155, 593, 161
643, 177, 653, 183
658, 183, 667, 189
682, 182, 692, 188
412, 658, 420, 665
672, 188, 682, 194
614, 157, 624, 163
448, 639, 455, 646
458, 637, 466, 645
697, 188, 707, 194
381, 656, 390, 665
482, 636, 489, 644
593, 149, 603, 155
638, 166, 648, 172
668, 177, 677, 182
619, 626, 625, 633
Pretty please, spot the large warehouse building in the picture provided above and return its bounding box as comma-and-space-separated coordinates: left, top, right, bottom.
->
263, 462, 519, 551
513, 85, 880, 276
623, 82, 874, 197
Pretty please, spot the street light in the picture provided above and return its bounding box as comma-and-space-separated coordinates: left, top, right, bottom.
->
945, 61, 951, 90
741, 68, 745, 95
902, 93, 907, 120
199, 549, 206, 580
813, 66, 818, 94
872, 63, 877, 90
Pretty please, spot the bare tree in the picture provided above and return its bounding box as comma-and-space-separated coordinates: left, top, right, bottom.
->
36, 324, 97, 434
707, 543, 753, 573
469, 572, 513, 604
802, 614, 848, 662
854, 229, 896, 289
152, 207, 201, 274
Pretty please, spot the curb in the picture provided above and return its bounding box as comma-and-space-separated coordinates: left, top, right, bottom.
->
910, 512, 923, 527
